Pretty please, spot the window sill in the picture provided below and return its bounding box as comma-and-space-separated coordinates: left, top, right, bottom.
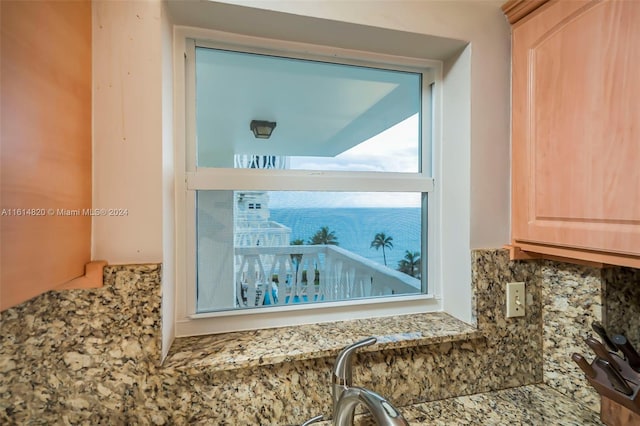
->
163, 312, 483, 373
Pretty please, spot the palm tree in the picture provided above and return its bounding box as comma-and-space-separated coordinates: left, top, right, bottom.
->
397, 250, 420, 278
290, 238, 304, 264
308, 226, 339, 246
370, 232, 393, 266
290, 239, 305, 281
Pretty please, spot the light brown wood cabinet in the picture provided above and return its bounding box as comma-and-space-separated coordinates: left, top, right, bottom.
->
1, 0, 95, 310
504, 0, 640, 268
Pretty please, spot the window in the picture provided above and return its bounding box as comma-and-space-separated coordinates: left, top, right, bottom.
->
180, 36, 441, 333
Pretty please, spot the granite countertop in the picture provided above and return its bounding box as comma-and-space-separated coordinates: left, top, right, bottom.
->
313, 384, 603, 425
164, 312, 483, 373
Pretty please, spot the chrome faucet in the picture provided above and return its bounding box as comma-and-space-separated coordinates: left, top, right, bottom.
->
331, 337, 409, 426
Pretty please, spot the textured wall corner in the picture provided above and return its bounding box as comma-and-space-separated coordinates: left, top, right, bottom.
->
603, 266, 640, 348
471, 249, 543, 387
541, 261, 603, 412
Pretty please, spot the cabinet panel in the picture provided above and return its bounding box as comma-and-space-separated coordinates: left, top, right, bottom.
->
512, 0, 640, 257
1, 1, 92, 310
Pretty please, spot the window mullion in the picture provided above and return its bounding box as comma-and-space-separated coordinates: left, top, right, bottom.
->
187, 169, 434, 193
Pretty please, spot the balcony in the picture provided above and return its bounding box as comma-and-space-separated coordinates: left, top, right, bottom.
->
236, 244, 420, 308
234, 154, 288, 170
234, 221, 291, 247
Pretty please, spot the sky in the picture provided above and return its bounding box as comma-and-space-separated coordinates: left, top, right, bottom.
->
289, 113, 419, 173
269, 114, 422, 209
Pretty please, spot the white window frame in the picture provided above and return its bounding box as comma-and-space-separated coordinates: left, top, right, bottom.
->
174, 27, 443, 337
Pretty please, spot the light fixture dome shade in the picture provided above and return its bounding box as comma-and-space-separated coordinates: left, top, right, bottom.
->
250, 120, 277, 139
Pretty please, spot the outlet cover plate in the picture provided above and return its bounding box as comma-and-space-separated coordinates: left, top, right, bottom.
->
506, 281, 525, 318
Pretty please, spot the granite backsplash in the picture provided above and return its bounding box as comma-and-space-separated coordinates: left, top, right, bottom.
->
0, 265, 164, 424
0, 250, 637, 424
603, 266, 640, 347
541, 261, 640, 411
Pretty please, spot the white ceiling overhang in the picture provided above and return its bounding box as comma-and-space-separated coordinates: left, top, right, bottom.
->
195, 46, 421, 159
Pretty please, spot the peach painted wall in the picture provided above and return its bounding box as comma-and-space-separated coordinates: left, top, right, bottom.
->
91, 0, 175, 355
161, 1, 176, 360
92, 0, 164, 264
0, 0, 92, 310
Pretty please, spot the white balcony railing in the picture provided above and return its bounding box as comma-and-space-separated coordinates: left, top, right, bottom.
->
235, 245, 420, 308
234, 154, 288, 169
234, 222, 291, 247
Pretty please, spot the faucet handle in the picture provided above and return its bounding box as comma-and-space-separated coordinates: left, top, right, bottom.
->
332, 337, 377, 387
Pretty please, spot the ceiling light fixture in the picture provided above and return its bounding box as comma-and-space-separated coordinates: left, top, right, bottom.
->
250, 120, 277, 139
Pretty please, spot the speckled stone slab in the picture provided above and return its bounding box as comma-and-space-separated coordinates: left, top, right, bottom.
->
161, 249, 545, 425
5, 249, 618, 425
0, 265, 162, 425
314, 384, 603, 425
603, 266, 640, 348
538, 261, 640, 415
541, 260, 603, 412
165, 312, 482, 372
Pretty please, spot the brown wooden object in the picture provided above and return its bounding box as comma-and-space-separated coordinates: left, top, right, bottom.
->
506, 0, 640, 267
1, 0, 94, 310
601, 396, 640, 426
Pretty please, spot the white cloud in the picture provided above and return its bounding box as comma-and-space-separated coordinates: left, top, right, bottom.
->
269, 114, 422, 208
289, 114, 419, 173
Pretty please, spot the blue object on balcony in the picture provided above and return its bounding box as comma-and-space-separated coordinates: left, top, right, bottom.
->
263, 287, 279, 305
284, 294, 324, 304
286, 295, 309, 304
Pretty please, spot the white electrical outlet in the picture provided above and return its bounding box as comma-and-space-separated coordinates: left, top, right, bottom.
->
506, 282, 525, 318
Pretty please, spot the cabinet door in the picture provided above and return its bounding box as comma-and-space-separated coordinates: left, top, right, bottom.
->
512, 0, 640, 257
1, 0, 92, 310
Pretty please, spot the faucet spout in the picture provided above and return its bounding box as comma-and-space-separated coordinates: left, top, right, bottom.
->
332, 386, 409, 426
333, 337, 377, 387
326, 338, 408, 426
332, 337, 377, 414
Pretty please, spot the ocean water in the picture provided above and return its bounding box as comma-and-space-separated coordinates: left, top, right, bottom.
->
269, 208, 421, 268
